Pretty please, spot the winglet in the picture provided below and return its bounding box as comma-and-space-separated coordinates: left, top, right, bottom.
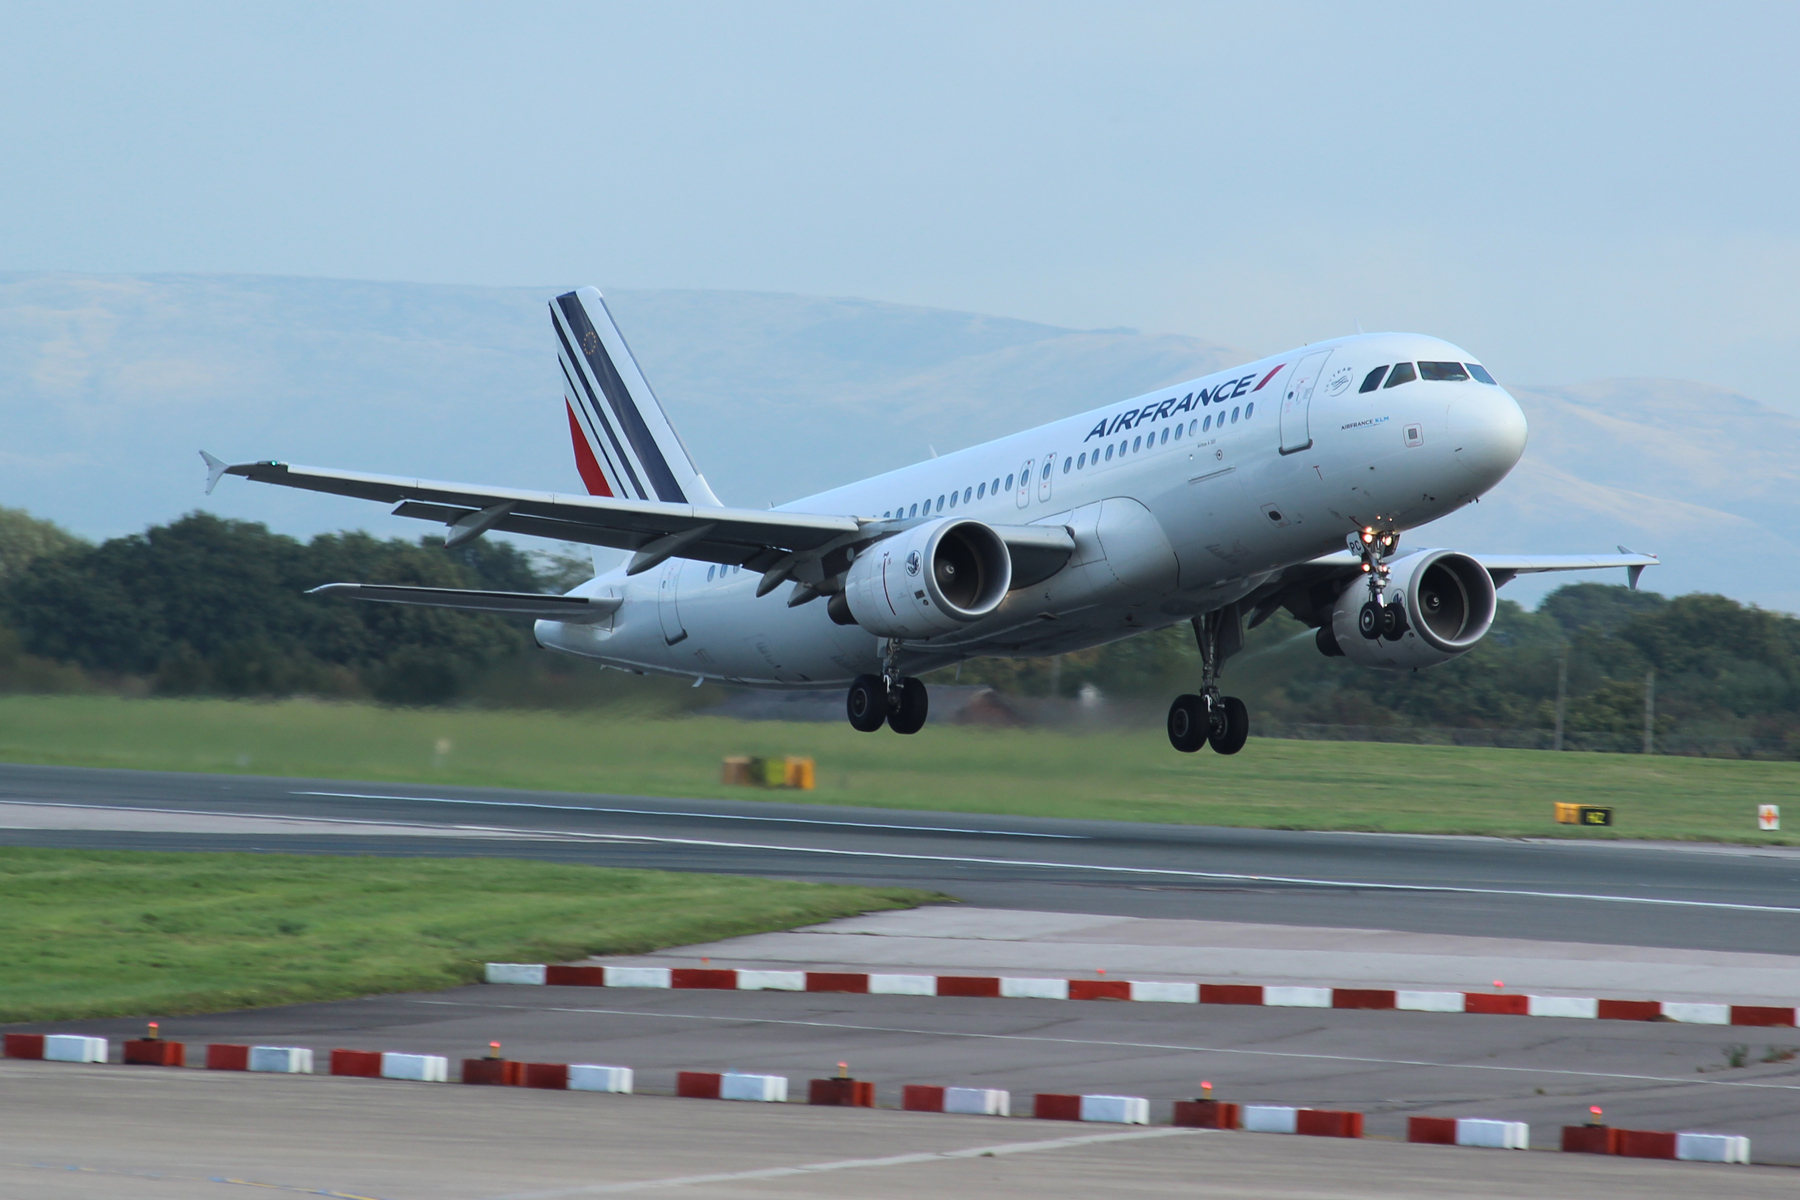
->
200, 450, 231, 495
1618, 544, 1658, 590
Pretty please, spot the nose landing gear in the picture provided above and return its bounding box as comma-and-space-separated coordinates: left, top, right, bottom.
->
1168, 607, 1251, 756
1350, 522, 1405, 642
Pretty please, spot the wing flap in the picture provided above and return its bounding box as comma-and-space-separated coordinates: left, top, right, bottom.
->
307, 583, 622, 622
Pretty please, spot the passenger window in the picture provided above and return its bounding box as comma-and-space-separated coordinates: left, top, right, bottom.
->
1160, 427, 1169, 444
1384, 362, 1417, 387
964, 487, 972, 503
707, 565, 716, 581
992, 477, 1001, 493
978, 482, 986, 498
1360, 366, 1389, 392
1077, 452, 1086, 468
1244, 402, 1253, 419
1188, 419, 1197, 436
1105, 445, 1114, 461
1467, 363, 1497, 385
937, 495, 945, 511
1419, 361, 1469, 381
1005, 474, 1014, 491
949, 491, 957, 508
909, 503, 918, 517
1203, 415, 1212, 431
1231, 406, 1240, 423
1132, 436, 1141, 452
1043, 462, 1052, 480
1173, 424, 1182, 440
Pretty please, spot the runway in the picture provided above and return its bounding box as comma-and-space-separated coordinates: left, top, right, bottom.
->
0, 763, 1795, 953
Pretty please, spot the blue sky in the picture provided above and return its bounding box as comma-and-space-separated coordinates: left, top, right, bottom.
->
4, 2, 1798, 404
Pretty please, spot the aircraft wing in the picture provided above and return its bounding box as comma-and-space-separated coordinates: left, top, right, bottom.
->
1244, 547, 1659, 630
204, 453, 864, 575
202, 453, 1074, 591
306, 583, 622, 622
1293, 548, 1659, 588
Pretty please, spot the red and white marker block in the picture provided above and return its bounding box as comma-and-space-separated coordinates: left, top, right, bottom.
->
206, 1044, 312, 1073
2, 1034, 107, 1063
676, 1071, 788, 1102
1242, 1105, 1364, 1137
1034, 1093, 1150, 1124
1408, 1116, 1529, 1149
1676, 1133, 1752, 1163
1759, 804, 1780, 831
902, 1085, 1011, 1116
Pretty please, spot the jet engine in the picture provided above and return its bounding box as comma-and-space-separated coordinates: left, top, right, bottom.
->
1326, 549, 1497, 670
842, 518, 1012, 639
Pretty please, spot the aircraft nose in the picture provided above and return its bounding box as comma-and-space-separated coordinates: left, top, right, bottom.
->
1448, 386, 1527, 488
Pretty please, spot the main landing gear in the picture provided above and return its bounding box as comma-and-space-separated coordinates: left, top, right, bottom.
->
847, 641, 929, 734
1167, 609, 1250, 755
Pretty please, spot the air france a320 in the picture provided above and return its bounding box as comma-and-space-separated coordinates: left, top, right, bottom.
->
204, 287, 1655, 755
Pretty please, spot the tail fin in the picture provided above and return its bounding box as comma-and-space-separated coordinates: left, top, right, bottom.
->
550, 286, 720, 506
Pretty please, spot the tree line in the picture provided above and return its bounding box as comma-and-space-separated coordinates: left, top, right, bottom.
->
4, 507, 1799, 756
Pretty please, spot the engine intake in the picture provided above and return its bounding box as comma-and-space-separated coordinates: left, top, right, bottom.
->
843, 518, 1012, 639
1328, 549, 1497, 670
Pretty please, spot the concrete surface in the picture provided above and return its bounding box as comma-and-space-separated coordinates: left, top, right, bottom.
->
24, 979, 1800, 1163
0, 1061, 1792, 1199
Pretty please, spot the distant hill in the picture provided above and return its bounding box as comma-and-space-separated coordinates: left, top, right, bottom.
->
0, 272, 1791, 609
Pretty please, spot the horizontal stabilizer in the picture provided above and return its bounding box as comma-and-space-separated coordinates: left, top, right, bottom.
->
307, 583, 621, 622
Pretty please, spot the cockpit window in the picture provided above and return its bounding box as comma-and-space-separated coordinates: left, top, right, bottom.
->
1419, 361, 1470, 382
1359, 366, 1388, 393
1466, 363, 1497, 385
1383, 362, 1417, 388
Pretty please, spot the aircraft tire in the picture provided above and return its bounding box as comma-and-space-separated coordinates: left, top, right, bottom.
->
887, 678, 929, 735
1380, 598, 1408, 641
1167, 693, 1208, 753
846, 674, 889, 732
1358, 601, 1382, 640
1210, 696, 1250, 755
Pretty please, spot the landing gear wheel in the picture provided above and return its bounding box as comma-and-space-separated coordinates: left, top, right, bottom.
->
846, 674, 888, 732
1167, 693, 1208, 753
887, 677, 929, 735
1210, 695, 1249, 755
1358, 601, 1382, 640
1380, 598, 1408, 642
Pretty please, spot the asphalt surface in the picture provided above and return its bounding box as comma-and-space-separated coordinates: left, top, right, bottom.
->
1, 763, 1796, 953
8, 1061, 1791, 1200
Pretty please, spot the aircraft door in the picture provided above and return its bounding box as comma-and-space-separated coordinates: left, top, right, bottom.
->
1038, 451, 1056, 503
657, 559, 688, 645
1279, 350, 1333, 455
1016, 458, 1034, 508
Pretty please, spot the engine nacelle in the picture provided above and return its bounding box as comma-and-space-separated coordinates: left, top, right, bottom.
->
843, 518, 1012, 639
1328, 549, 1497, 670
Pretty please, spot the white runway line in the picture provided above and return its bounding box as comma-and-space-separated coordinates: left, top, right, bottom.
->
293, 790, 1086, 839
493, 1127, 1193, 1199
420, 998, 1800, 1095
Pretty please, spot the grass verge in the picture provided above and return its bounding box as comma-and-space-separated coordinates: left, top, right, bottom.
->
0, 846, 934, 1023
0, 695, 1794, 844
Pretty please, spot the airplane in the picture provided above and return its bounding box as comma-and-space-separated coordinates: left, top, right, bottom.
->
202, 286, 1656, 754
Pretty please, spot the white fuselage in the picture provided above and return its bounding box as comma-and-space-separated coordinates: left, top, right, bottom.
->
535, 332, 1528, 686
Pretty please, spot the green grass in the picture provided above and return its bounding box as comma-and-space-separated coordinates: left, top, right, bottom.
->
0, 846, 933, 1022
0, 695, 1793, 844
